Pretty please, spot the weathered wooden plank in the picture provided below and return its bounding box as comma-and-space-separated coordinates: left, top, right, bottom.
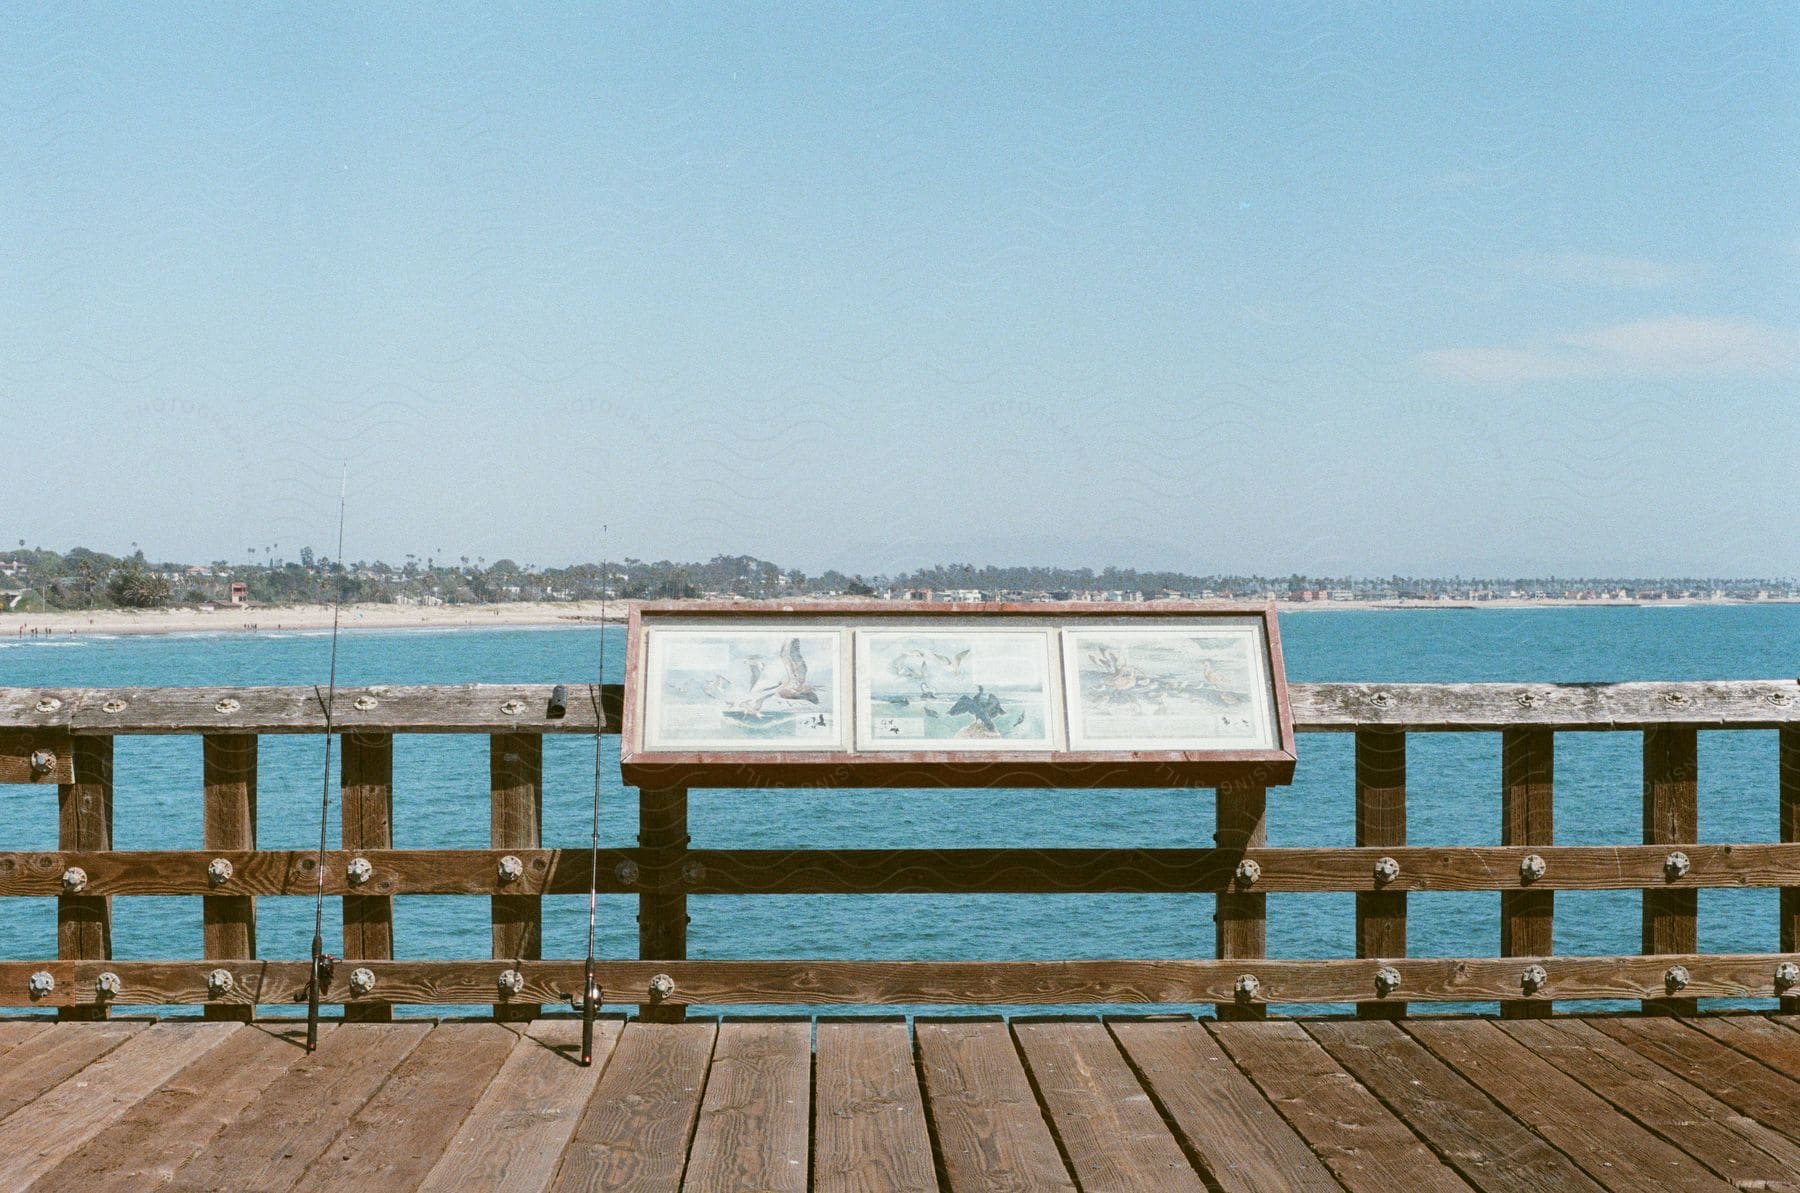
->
341, 731, 393, 1022
1501, 1018, 1800, 1183
1109, 1019, 1337, 1193
306, 1021, 527, 1192
1406, 1018, 1730, 1191
1291, 679, 1800, 731
548, 1019, 716, 1193
812, 1021, 937, 1193
7, 679, 1797, 736
28, 1022, 318, 1193
10, 841, 1800, 896
0, 728, 71, 784
1306, 1018, 1604, 1192
57, 735, 111, 1021
0, 1018, 51, 1063
1781, 728, 1798, 1012
492, 732, 543, 1020
639, 786, 689, 1023
1692, 1012, 1800, 1082
1014, 1021, 1206, 1192
1215, 784, 1266, 1021
916, 1020, 1075, 1192
202, 734, 256, 1023
0, 1021, 239, 1189
1644, 726, 1699, 1014
1501, 728, 1553, 1018
1590, 1016, 1800, 1140
0, 1020, 143, 1120
1356, 729, 1406, 1019
0, 689, 79, 731
1211, 1020, 1466, 1192
59, 682, 611, 734
682, 1020, 811, 1192
0, 954, 1794, 1008
416, 1018, 618, 1192
162, 1021, 430, 1192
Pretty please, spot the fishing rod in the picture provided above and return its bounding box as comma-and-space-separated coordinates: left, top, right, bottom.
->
307, 471, 348, 1053
579, 535, 608, 1065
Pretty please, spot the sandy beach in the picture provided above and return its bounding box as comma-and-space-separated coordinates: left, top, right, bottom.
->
2, 595, 1786, 639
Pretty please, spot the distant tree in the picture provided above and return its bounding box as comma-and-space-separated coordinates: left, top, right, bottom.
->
845, 576, 875, 596
107, 562, 171, 608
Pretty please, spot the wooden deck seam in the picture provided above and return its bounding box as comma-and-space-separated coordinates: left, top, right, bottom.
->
909, 1020, 956, 1193
1007, 1020, 1091, 1191
673, 1015, 723, 1191
1103, 1016, 1270, 1192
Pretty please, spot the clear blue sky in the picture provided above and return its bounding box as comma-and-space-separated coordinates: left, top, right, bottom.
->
7, 5, 1796, 576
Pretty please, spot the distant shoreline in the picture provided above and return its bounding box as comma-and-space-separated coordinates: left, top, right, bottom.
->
3, 596, 1796, 639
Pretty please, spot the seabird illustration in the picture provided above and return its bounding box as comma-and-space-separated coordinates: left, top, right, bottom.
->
724, 638, 817, 719
932, 649, 970, 676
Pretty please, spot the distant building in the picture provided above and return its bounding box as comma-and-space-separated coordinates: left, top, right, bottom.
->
229, 582, 249, 604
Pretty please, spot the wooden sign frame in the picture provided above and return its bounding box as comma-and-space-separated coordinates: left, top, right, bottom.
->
619, 600, 1296, 789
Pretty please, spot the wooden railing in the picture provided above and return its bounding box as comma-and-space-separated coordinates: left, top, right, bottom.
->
1, 679, 1797, 1018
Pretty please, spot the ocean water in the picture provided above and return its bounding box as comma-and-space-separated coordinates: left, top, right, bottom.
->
2, 604, 1796, 1017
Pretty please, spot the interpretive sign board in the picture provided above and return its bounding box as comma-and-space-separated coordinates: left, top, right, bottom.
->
620, 600, 1295, 789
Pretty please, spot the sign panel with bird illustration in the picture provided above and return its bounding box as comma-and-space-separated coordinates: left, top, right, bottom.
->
641, 627, 847, 751
856, 629, 1059, 750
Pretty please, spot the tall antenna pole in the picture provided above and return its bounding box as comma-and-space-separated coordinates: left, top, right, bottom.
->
307, 468, 347, 1053
580, 532, 608, 1065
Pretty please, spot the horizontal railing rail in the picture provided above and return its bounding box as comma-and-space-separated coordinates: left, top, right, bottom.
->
1, 680, 1796, 1019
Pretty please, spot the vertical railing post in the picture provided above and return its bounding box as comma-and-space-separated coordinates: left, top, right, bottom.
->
1500, 729, 1554, 1019
58, 735, 113, 1021
1643, 726, 1698, 1015
638, 785, 689, 1022
1782, 726, 1799, 1014
1214, 782, 1266, 1021
491, 733, 543, 1021
342, 732, 394, 1022
1355, 730, 1406, 1019
202, 734, 257, 1023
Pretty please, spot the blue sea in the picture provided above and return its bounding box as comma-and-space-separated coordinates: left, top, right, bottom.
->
3, 604, 1796, 1017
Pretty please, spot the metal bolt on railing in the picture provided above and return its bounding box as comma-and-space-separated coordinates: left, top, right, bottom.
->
348, 967, 377, 996
95, 971, 122, 999
346, 857, 374, 886
33, 697, 62, 714
1520, 964, 1548, 994
614, 860, 640, 886
1664, 965, 1690, 993
207, 969, 234, 997
1374, 966, 1402, 997
682, 860, 706, 884
353, 694, 379, 711
648, 973, 676, 1001
497, 855, 525, 884
1776, 962, 1800, 991
213, 697, 240, 713
28, 971, 54, 998
1233, 973, 1261, 1002
61, 866, 88, 894
497, 969, 526, 997
1234, 859, 1261, 886
1663, 851, 1691, 880
207, 857, 234, 885
1519, 854, 1548, 883
29, 749, 55, 778
1373, 856, 1401, 885
499, 698, 526, 716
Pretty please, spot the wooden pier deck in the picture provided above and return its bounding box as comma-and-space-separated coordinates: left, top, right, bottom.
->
6, 1013, 1800, 1191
